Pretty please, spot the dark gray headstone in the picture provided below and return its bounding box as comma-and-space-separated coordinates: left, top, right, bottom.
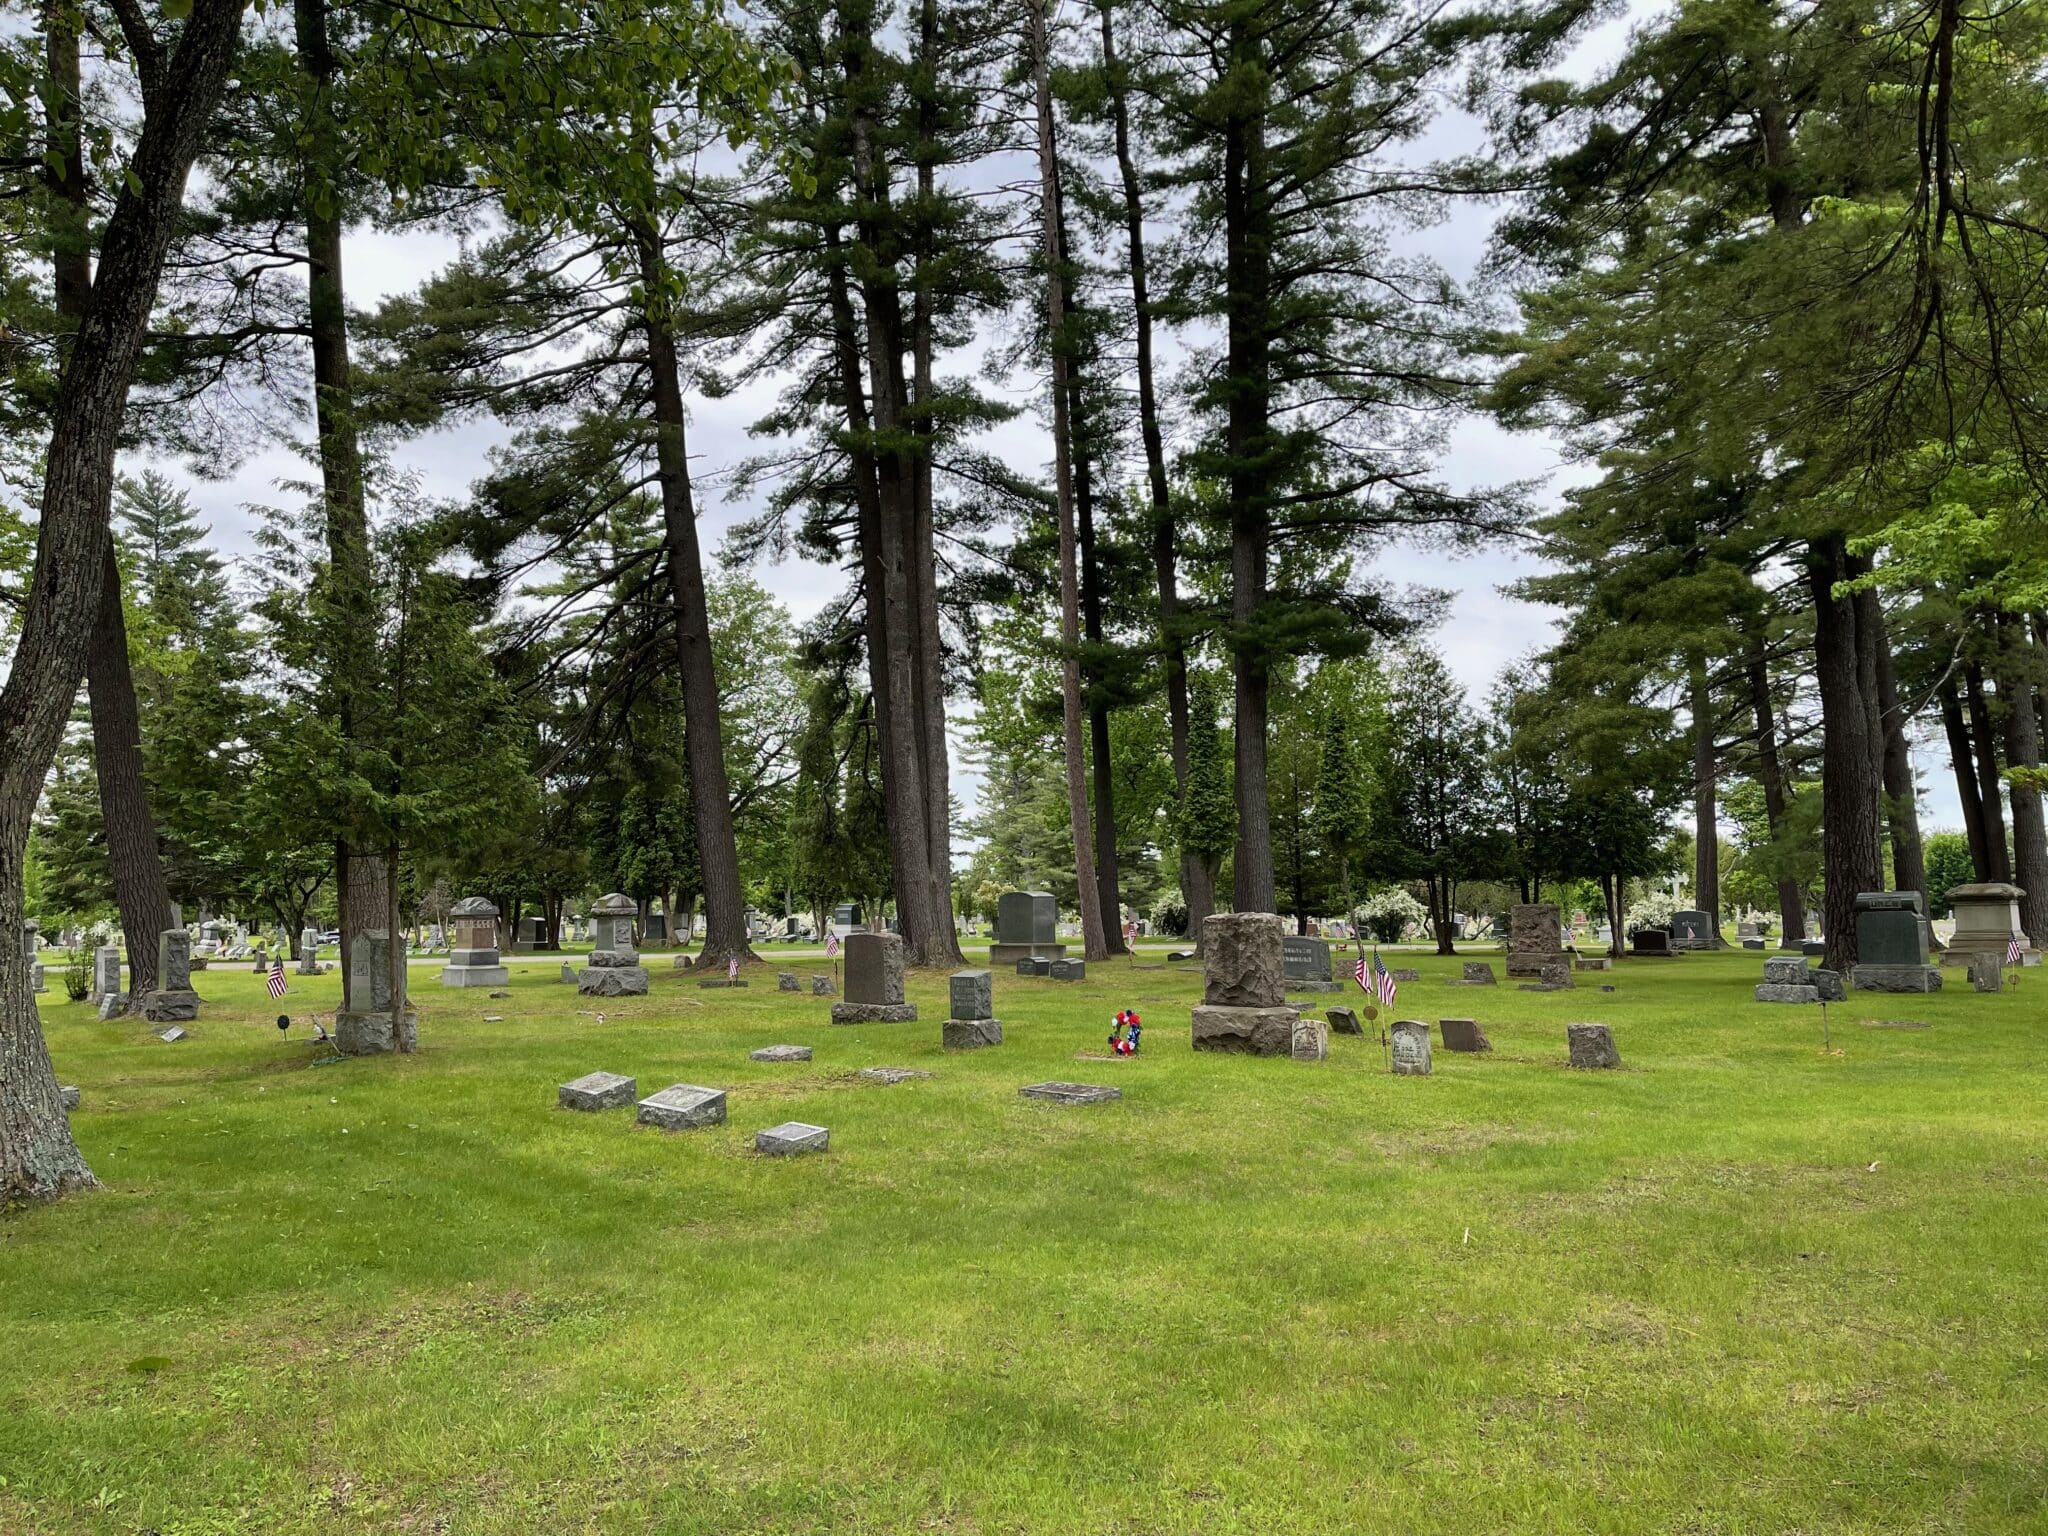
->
1855, 891, 1928, 967
559, 1071, 636, 1111
843, 931, 905, 1006
1812, 967, 1845, 1002
635, 1083, 727, 1130
1630, 928, 1672, 956
1048, 958, 1086, 982
1017, 1081, 1121, 1105
995, 891, 1057, 946
1566, 1022, 1620, 1069
949, 969, 993, 1019
755, 1121, 829, 1156
1281, 935, 1332, 984
1326, 1006, 1364, 1036
1852, 963, 1942, 993
1439, 1018, 1491, 1052
1670, 910, 1713, 948
1015, 956, 1051, 977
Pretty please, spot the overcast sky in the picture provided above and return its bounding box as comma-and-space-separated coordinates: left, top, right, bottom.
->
137, 0, 1966, 840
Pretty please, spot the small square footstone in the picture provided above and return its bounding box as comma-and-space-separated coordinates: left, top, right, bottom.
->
756, 1121, 829, 1156
1388, 968, 1421, 983
1460, 962, 1497, 986
1742, 938, 1766, 950
1326, 1005, 1364, 1036
1018, 1081, 1121, 1106
636, 1083, 727, 1131
1439, 1018, 1491, 1052
60, 1085, 80, 1110
750, 1044, 813, 1063
778, 971, 801, 992
560, 963, 576, 984
812, 975, 835, 996
1599, 984, 1618, 993
1049, 959, 1086, 982
1015, 957, 1052, 977
1390, 1019, 1432, 1075
1291, 1017, 1328, 1062
559, 1070, 637, 1111
158, 1026, 187, 1043
857, 1066, 931, 1085
1566, 1022, 1620, 1069
1167, 949, 1195, 962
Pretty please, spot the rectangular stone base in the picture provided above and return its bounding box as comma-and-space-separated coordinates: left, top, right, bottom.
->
1285, 979, 1343, 993
756, 1121, 829, 1155
989, 942, 1067, 965
335, 1009, 419, 1055
698, 978, 751, 988
1018, 1081, 1120, 1105
578, 966, 649, 997
636, 1083, 727, 1130
830, 1002, 919, 1024
943, 1017, 1003, 1048
1754, 984, 1819, 1004
1190, 1004, 1298, 1056
1852, 964, 1943, 993
139, 989, 201, 1022
441, 964, 510, 987
1506, 954, 1567, 977
559, 1071, 636, 1110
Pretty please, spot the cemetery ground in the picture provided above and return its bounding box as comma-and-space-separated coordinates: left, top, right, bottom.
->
5, 953, 2046, 1534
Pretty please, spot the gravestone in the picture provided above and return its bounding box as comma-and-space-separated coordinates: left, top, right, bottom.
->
1507, 902, 1567, 977
831, 932, 918, 1023
811, 974, 835, 996
1669, 910, 1714, 950
1754, 982, 1820, 1004
97, 993, 126, 1022
1574, 956, 1612, 972
1388, 967, 1420, 983
1742, 937, 1766, 950
60, 1084, 80, 1111
1630, 928, 1673, 957
1018, 1081, 1121, 1105
1390, 1019, 1432, 1075
1291, 1016, 1328, 1063
1014, 956, 1052, 978
297, 928, 322, 975
1566, 1022, 1621, 1069
1281, 935, 1340, 992
24, 921, 44, 995
1048, 958, 1086, 982
1326, 1005, 1364, 1036
336, 931, 417, 1054
558, 1071, 636, 1111
636, 1083, 727, 1130
441, 896, 511, 987
777, 971, 800, 992
560, 963, 576, 984
858, 1066, 929, 1084
139, 929, 202, 1022
1851, 891, 1942, 992
751, 1044, 813, 1062
1737, 921, 1760, 939
92, 945, 121, 1004
943, 968, 1002, 1049
578, 892, 650, 998
1439, 1018, 1491, 1052
1190, 912, 1298, 1056
989, 890, 1067, 965
756, 1121, 829, 1156
1755, 955, 1819, 1003
157, 1025, 187, 1043
1945, 882, 2030, 968
1968, 952, 2004, 993
1538, 961, 1574, 990
1456, 961, 1497, 986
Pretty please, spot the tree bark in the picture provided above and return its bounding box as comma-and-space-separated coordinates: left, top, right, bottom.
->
1806, 535, 1885, 971
1997, 616, 2048, 945
2, 0, 244, 1203
634, 219, 757, 975
45, 16, 179, 1000
1029, 0, 1107, 962
1689, 657, 1722, 941
1862, 590, 1925, 901
1746, 636, 1806, 943
1939, 673, 1992, 878
1964, 657, 2011, 882
1224, 13, 1275, 912
1102, 0, 1209, 944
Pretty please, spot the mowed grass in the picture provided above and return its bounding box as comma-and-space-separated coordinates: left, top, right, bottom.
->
5, 947, 2047, 1534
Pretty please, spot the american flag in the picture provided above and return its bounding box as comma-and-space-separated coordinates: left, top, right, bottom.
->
2011, 935, 2026, 966
266, 956, 288, 999
825, 932, 841, 959
727, 955, 740, 981
1369, 947, 1397, 1009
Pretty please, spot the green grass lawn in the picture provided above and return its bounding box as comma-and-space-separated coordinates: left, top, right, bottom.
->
5, 948, 2046, 1533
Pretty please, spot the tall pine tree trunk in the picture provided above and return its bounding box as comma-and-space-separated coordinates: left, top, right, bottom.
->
46, 17, 178, 999
294, 0, 403, 1044
2, 0, 243, 1201
1964, 657, 2011, 881
1998, 616, 2048, 945
1939, 673, 1993, 878
634, 220, 756, 974
1224, 15, 1276, 912
1030, 0, 1107, 962
1746, 636, 1806, 943
1807, 535, 1884, 971
1689, 658, 1722, 941
1864, 592, 1925, 901
1102, 0, 1209, 944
